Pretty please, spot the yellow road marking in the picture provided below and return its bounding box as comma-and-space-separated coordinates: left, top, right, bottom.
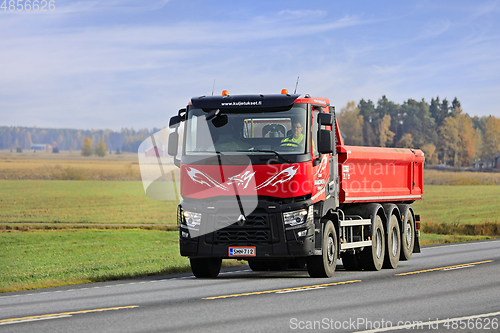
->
0, 305, 139, 325
203, 280, 361, 300
396, 260, 493, 276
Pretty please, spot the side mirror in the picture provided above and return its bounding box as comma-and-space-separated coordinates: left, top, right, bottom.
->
318, 113, 334, 126
169, 115, 181, 128
318, 129, 333, 154
168, 132, 179, 157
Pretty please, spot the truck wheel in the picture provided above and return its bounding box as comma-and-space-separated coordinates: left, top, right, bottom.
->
307, 221, 337, 278
361, 215, 385, 271
248, 260, 268, 271
400, 208, 415, 261
341, 252, 363, 271
190, 258, 222, 278
383, 214, 400, 269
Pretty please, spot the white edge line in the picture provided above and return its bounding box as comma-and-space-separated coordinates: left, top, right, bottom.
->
443, 265, 475, 271
276, 287, 327, 294
354, 311, 500, 333
0, 315, 72, 325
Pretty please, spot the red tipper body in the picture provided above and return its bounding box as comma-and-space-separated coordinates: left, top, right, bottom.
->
337, 143, 424, 204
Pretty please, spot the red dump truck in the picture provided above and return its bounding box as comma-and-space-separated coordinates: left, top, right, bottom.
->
166, 90, 424, 278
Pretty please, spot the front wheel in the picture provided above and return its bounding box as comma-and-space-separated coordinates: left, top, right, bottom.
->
307, 221, 338, 278
190, 258, 222, 278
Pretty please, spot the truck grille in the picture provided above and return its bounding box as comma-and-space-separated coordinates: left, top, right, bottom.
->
208, 210, 276, 244
215, 230, 271, 243
216, 213, 268, 228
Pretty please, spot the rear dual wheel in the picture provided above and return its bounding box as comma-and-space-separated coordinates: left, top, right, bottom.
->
361, 215, 385, 271
400, 207, 415, 261
383, 214, 401, 269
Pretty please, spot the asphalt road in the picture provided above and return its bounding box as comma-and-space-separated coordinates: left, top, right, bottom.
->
1, 239, 500, 333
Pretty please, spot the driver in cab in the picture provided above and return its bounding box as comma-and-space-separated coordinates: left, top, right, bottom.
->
280, 120, 304, 147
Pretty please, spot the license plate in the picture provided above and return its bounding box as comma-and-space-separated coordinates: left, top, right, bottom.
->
228, 247, 256, 257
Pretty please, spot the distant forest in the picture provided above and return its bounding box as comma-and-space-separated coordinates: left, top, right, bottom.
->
337, 96, 500, 166
0, 127, 161, 153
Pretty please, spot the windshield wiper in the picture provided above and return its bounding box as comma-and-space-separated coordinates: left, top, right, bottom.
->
236, 149, 292, 163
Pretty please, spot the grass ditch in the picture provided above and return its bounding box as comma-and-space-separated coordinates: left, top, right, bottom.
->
0, 180, 178, 224
422, 221, 500, 236
419, 233, 499, 246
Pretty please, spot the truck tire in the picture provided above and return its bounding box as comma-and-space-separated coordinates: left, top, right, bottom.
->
190, 258, 222, 278
307, 221, 337, 278
383, 214, 400, 269
341, 252, 363, 271
361, 215, 385, 271
248, 260, 268, 271
398, 205, 415, 261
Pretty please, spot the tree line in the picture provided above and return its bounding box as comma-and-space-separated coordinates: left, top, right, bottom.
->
337, 96, 500, 166
0, 127, 161, 153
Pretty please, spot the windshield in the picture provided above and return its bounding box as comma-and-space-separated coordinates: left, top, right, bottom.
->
184, 105, 308, 155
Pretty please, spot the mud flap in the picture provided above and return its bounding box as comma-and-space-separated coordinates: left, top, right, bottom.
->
413, 235, 421, 253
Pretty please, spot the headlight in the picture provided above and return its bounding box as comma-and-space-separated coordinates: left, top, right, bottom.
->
183, 211, 201, 228
283, 206, 313, 228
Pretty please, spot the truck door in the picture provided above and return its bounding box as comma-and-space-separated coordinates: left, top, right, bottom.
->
311, 106, 329, 203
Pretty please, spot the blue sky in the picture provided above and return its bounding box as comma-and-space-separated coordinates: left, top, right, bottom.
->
1, 0, 499, 130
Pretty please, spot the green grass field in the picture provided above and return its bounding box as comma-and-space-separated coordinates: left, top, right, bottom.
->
0, 180, 177, 224
412, 185, 500, 224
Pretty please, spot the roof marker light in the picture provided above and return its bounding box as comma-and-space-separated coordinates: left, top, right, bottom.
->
222, 90, 229, 96
281, 89, 289, 95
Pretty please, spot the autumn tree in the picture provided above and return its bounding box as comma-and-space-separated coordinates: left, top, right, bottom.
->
378, 114, 395, 147
337, 101, 364, 146
482, 116, 500, 161
421, 143, 437, 165
437, 117, 459, 165
95, 138, 107, 157
396, 133, 413, 148
456, 113, 478, 167
81, 137, 93, 156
